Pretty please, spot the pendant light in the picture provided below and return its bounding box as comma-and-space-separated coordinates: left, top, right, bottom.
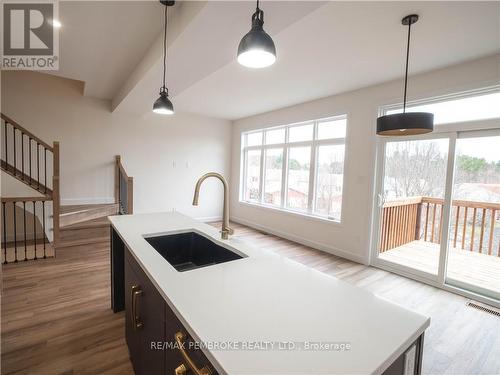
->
377, 14, 433, 136
153, 0, 175, 115
237, 0, 276, 69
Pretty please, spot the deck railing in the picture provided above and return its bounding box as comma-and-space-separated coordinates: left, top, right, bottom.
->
379, 196, 500, 257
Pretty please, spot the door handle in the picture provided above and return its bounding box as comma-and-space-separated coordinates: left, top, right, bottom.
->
131, 285, 143, 330
174, 331, 212, 375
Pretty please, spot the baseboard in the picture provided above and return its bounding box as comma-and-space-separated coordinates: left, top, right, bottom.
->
61, 197, 116, 205
231, 216, 367, 265
195, 215, 222, 223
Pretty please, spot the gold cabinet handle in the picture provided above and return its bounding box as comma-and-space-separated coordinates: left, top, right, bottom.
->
175, 364, 187, 375
174, 331, 212, 375
131, 285, 143, 330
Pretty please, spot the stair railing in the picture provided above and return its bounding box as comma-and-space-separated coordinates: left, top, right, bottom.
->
1, 113, 60, 262
1, 197, 53, 263
115, 155, 133, 214
1, 114, 54, 195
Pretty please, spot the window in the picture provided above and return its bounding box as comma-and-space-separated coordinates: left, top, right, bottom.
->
240, 115, 347, 222
263, 148, 283, 205
385, 90, 500, 125
244, 149, 261, 202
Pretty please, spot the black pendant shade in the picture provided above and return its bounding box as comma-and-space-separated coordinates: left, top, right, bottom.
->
377, 14, 433, 136
153, 1, 174, 115
377, 112, 434, 136
153, 88, 174, 115
237, 2, 276, 68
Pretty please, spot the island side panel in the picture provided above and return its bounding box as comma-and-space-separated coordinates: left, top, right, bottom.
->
111, 226, 125, 312
382, 333, 424, 375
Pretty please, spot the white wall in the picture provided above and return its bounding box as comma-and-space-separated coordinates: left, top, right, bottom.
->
230, 54, 500, 264
1, 71, 232, 221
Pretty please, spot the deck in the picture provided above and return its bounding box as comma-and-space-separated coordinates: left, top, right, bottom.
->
379, 240, 500, 294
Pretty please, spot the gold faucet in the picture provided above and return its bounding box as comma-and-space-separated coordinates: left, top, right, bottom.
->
192, 172, 234, 240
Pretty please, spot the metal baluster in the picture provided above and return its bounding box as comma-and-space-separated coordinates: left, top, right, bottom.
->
5, 122, 8, 168
29, 138, 32, 185
44, 148, 47, 193
23, 201, 27, 261
42, 201, 46, 258
2, 202, 6, 264
13, 128, 17, 175
21, 134, 25, 179
118, 169, 121, 213
33, 201, 37, 260
37, 142, 40, 190
13, 202, 17, 262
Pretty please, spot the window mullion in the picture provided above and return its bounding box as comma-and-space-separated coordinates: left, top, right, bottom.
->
258, 146, 265, 203
242, 149, 248, 201
307, 122, 318, 213
282, 126, 290, 208
281, 145, 288, 208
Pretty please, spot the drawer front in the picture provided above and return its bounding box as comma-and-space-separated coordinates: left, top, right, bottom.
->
165, 303, 218, 375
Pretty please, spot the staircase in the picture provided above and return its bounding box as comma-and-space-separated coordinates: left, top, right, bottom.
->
1, 113, 60, 263
1, 113, 133, 264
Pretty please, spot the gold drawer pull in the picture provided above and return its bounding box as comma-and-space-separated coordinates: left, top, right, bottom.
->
174, 331, 212, 375
175, 364, 187, 375
131, 285, 143, 330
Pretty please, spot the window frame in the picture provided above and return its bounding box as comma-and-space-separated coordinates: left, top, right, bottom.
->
240, 115, 347, 223
381, 85, 500, 126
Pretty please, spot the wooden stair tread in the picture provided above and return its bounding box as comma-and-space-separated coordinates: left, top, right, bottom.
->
60, 204, 117, 214
0, 160, 52, 197
61, 216, 110, 230
59, 204, 118, 228
57, 236, 109, 248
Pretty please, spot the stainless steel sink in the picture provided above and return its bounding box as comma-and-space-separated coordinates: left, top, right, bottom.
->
144, 231, 244, 272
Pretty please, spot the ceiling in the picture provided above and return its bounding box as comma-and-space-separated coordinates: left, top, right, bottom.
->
47, 1, 500, 119
45, 1, 164, 99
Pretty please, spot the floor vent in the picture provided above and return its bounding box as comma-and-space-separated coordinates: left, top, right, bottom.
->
466, 301, 500, 317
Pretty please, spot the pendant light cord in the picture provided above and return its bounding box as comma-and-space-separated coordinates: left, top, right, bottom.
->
256, 0, 260, 11
162, 4, 168, 91
403, 20, 412, 113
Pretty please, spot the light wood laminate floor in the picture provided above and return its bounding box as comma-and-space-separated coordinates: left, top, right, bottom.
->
1, 221, 499, 374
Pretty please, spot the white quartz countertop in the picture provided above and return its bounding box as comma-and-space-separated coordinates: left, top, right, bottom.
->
109, 212, 430, 375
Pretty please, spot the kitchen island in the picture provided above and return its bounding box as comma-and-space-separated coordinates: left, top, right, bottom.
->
109, 212, 430, 375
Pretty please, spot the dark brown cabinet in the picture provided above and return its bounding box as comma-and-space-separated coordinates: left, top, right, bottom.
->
125, 249, 165, 375
164, 297, 216, 375
123, 246, 217, 375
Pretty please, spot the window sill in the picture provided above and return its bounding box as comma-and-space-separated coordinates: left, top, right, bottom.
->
237, 200, 343, 226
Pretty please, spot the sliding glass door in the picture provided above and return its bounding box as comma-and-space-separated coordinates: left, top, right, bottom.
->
372, 89, 500, 304
373, 130, 500, 303
445, 133, 500, 299
375, 136, 451, 278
